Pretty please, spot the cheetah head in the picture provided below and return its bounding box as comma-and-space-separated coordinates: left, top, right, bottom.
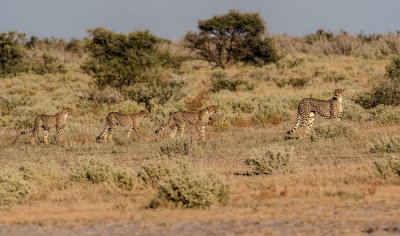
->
62, 107, 72, 118
207, 106, 218, 115
138, 110, 149, 119
334, 89, 344, 99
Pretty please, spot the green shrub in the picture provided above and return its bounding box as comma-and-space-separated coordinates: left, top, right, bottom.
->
343, 100, 365, 121
69, 156, 137, 190
82, 28, 183, 111
113, 168, 137, 191
369, 105, 400, 124
251, 105, 290, 126
0, 170, 32, 209
244, 145, 293, 175
372, 156, 400, 178
312, 122, 358, 140
31, 53, 67, 75
210, 71, 253, 92
149, 168, 231, 208
369, 135, 400, 153
355, 57, 400, 109
159, 138, 201, 156
231, 101, 254, 113
0, 31, 27, 77
69, 156, 115, 184
138, 157, 191, 186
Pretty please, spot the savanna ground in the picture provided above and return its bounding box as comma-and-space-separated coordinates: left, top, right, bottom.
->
1, 35, 400, 235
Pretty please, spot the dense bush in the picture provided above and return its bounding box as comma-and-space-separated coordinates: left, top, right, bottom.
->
0, 170, 32, 209
30, 53, 67, 75
159, 138, 201, 156
210, 71, 253, 92
355, 57, 400, 109
82, 28, 184, 110
342, 100, 365, 121
312, 122, 358, 140
373, 156, 400, 178
251, 101, 291, 126
244, 145, 293, 175
185, 10, 279, 68
369, 135, 400, 153
369, 105, 400, 124
69, 156, 137, 190
138, 157, 191, 186
0, 31, 27, 77
149, 168, 231, 208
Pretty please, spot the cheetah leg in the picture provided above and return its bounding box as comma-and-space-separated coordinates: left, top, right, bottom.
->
178, 124, 185, 137
125, 127, 133, 142
170, 126, 178, 139
134, 126, 142, 141
44, 130, 49, 145
201, 125, 206, 142
298, 117, 308, 138
31, 130, 38, 144
57, 127, 64, 143
108, 126, 115, 143
306, 112, 316, 134
97, 125, 109, 143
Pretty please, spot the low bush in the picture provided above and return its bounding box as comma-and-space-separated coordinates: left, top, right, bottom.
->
159, 138, 201, 156
30, 53, 67, 75
343, 100, 365, 121
312, 122, 358, 140
369, 105, 400, 124
210, 71, 253, 92
0, 170, 32, 209
369, 135, 400, 153
149, 168, 231, 208
244, 145, 293, 175
372, 156, 400, 178
138, 157, 191, 186
69, 156, 137, 190
18, 161, 64, 185
251, 105, 290, 126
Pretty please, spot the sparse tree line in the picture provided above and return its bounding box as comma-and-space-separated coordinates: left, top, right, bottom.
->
1, 9, 400, 112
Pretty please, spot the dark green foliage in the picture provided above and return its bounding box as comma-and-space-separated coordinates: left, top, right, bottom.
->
31, 53, 67, 75
149, 168, 231, 208
0, 31, 27, 77
82, 28, 184, 111
355, 57, 400, 109
82, 28, 176, 88
210, 71, 253, 92
185, 10, 278, 68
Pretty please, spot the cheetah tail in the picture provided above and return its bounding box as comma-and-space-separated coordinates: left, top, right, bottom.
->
155, 117, 173, 134
12, 130, 33, 145
287, 114, 301, 135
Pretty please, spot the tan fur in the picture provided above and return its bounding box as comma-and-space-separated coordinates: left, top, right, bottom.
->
13, 108, 72, 145
287, 89, 344, 136
155, 106, 217, 141
96, 110, 149, 143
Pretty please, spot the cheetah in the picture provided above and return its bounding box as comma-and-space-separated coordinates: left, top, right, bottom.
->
155, 106, 218, 142
96, 110, 149, 143
287, 89, 344, 136
13, 108, 72, 145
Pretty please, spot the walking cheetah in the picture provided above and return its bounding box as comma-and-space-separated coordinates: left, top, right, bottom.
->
13, 108, 72, 145
155, 106, 217, 142
287, 89, 344, 136
96, 110, 149, 143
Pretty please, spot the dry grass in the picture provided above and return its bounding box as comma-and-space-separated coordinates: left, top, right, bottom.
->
0, 39, 400, 235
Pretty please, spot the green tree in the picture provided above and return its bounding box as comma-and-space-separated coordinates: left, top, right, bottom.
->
184, 10, 278, 68
0, 31, 27, 77
82, 28, 184, 110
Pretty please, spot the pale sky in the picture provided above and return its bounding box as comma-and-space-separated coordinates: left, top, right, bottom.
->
1, 0, 399, 40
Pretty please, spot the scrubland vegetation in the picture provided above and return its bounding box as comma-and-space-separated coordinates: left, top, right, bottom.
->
1, 10, 400, 235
